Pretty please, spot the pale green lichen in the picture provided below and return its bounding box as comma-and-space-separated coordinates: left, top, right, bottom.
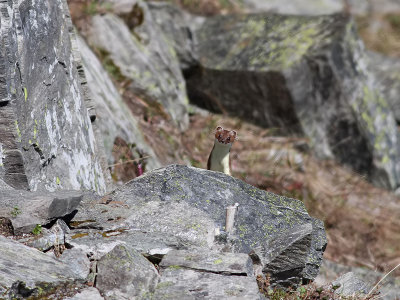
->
24, 87, 28, 101
358, 85, 393, 168
15, 120, 22, 142
213, 258, 223, 264
215, 16, 321, 70
382, 155, 390, 164
33, 124, 37, 139
167, 265, 181, 270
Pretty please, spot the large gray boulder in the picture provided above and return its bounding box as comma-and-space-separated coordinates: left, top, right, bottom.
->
70, 165, 326, 287
0, 235, 85, 299
0, 0, 107, 193
187, 13, 400, 190
77, 36, 161, 171
86, 2, 189, 130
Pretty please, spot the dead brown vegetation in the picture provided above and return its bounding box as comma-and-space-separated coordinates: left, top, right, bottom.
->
357, 13, 400, 57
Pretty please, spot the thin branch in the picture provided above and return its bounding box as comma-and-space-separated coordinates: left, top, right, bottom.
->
367, 262, 400, 297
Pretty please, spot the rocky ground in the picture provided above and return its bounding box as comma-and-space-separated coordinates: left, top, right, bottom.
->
0, 0, 400, 298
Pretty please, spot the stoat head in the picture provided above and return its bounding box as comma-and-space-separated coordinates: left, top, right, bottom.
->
214, 126, 237, 146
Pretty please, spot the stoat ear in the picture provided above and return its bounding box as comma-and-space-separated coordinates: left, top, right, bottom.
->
216, 126, 223, 132
229, 130, 237, 140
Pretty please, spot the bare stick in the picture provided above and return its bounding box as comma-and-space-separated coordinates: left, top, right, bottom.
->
366, 262, 400, 297
225, 203, 239, 233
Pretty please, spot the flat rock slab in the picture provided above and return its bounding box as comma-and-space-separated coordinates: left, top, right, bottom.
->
153, 268, 260, 300
0, 235, 84, 298
160, 249, 254, 276
0, 190, 82, 234
68, 229, 182, 261
69, 195, 216, 260
96, 244, 159, 299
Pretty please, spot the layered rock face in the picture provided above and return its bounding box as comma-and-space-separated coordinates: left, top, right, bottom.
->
186, 13, 400, 189
77, 36, 161, 172
86, 0, 189, 131
0, 0, 107, 194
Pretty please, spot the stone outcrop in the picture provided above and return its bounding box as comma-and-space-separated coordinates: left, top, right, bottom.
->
0, 164, 327, 298
70, 165, 326, 287
77, 36, 161, 171
0, 190, 83, 234
0, 0, 107, 194
185, 13, 400, 189
86, 0, 189, 130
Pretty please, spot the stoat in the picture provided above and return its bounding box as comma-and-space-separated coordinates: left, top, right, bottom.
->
207, 126, 237, 175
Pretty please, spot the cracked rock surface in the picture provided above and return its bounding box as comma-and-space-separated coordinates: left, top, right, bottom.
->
0, 0, 107, 194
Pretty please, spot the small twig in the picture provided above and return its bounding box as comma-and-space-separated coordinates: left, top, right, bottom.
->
108, 156, 150, 168
366, 262, 400, 297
